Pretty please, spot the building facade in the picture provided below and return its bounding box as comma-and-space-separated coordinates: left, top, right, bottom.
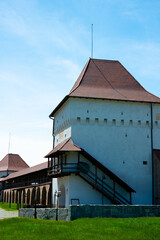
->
0, 154, 29, 202
0, 155, 51, 206
46, 58, 160, 207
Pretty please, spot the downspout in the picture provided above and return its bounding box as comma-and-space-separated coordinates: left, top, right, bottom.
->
150, 103, 154, 204
49, 116, 55, 208
50, 116, 55, 149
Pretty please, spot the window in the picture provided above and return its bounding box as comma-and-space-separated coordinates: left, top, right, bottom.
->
143, 161, 147, 165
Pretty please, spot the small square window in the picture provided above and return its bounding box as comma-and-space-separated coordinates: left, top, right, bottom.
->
143, 161, 147, 165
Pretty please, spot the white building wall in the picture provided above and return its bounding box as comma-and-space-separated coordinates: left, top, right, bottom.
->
78, 154, 130, 203
51, 152, 113, 207
69, 98, 160, 204
153, 104, 160, 149
54, 99, 71, 147
68, 174, 111, 205
52, 97, 160, 205
58, 176, 69, 207
52, 178, 58, 206
54, 126, 71, 147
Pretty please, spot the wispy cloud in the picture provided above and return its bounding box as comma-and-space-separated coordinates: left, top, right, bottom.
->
0, 0, 89, 58
0, 0, 160, 167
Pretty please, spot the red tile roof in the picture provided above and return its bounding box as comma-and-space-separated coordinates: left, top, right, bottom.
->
0, 161, 48, 181
50, 58, 160, 117
69, 58, 160, 102
45, 138, 82, 158
0, 154, 29, 172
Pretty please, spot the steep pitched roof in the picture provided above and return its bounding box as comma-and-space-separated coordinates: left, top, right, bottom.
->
0, 154, 29, 172
50, 58, 160, 117
45, 138, 82, 158
69, 58, 160, 102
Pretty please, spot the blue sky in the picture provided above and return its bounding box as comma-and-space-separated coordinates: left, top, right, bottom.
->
0, 0, 160, 166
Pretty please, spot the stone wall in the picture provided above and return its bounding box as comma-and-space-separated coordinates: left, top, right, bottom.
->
69, 205, 160, 220
19, 208, 69, 221
19, 205, 160, 221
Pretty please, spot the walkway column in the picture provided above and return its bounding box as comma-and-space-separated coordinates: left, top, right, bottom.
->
40, 187, 43, 204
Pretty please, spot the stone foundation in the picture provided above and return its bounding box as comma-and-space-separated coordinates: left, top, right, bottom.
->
19, 205, 160, 221
19, 208, 69, 221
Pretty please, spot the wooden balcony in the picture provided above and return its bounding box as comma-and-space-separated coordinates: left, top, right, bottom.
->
48, 163, 79, 177
48, 161, 132, 204
48, 162, 89, 178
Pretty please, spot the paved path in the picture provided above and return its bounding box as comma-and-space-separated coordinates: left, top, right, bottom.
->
0, 208, 18, 219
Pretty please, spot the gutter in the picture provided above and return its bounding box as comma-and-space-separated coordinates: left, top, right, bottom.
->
151, 103, 154, 204
49, 116, 55, 149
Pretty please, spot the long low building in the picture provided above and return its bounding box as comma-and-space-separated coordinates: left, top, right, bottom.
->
0, 154, 51, 206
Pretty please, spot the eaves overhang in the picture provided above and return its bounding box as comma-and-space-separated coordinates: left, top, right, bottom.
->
49, 58, 160, 117
0, 162, 48, 182
49, 95, 160, 118
49, 95, 69, 118
45, 138, 82, 158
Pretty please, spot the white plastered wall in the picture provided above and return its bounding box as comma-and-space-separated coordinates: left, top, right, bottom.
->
52, 97, 160, 205
54, 99, 71, 147
70, 98, 160, 204
153, 104, 160, 149
68, 173, 111, 206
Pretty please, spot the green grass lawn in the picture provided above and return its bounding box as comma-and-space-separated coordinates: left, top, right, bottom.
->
0, 217, 160, 240
0, 202, 18, 211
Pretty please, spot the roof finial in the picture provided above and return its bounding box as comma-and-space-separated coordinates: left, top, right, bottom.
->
91, 24, 93, 58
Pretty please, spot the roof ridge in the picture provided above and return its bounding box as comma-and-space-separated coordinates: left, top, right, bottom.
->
118, 61, 145, 90
58, 137, 71, 151
6, 154, 9, 170
17, 154, 29, 168
0, 154, 9, 170
91, 58, 118, 62
92, 59, 127, 99
72, 139, 82, 150
0, 153, 29, 171
69, 59, 90, 95
49, 58, 160, 117
9, 154, 17, 171
119, 61, 160, 100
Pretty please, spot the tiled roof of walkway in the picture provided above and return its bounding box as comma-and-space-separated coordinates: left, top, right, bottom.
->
0, 161, 48, 181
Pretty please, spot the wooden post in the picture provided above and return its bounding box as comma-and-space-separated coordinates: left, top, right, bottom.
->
113, 180, 116, 201
130, 192, 132, 205
95, 167, 97, 185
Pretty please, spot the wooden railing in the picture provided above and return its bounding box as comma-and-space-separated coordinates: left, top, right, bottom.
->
48, 162, 132, 205
48, 163, 79, 176
78, 163, 131, 205
2, 177, 51, 190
